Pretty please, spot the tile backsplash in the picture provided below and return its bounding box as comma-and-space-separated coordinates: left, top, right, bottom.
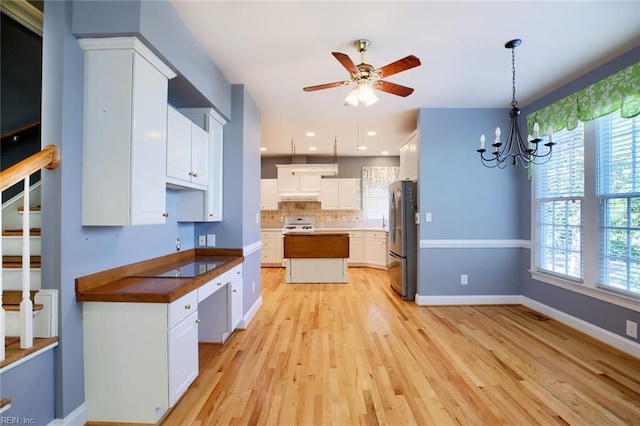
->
261, 201, 363, 226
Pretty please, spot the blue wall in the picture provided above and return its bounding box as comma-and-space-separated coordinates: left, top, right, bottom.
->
417, 108, 528, 297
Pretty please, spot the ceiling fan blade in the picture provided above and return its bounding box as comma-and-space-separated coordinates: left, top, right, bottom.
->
332, 52, 359, 74
303, 81, 350, 92
374, 55, 421, 78
372, 80, 415, 97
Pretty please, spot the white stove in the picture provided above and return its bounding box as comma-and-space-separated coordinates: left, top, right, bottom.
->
282, 216, 316, 233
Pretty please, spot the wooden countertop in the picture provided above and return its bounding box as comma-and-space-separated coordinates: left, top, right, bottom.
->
75, 248, 243, 303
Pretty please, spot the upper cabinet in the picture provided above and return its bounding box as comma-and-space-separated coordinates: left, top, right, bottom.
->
399, 130, 419, 181
277, 166, 322, 193
260, 179, 278, 210
320, 178, 361, 210
166, 106, 209, 189
78, 37, 176, 226
175, 108, 226, 222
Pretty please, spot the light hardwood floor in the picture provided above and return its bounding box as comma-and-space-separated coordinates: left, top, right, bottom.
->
162, 267, 640, 425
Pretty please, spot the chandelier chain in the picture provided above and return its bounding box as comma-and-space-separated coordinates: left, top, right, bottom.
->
511, 46, 517, 108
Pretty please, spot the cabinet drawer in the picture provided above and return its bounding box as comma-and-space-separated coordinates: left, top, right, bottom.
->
348, 231, 364, 238
261, 231, 279, 240
168, 291, 198, 329
366, 231, 388, 240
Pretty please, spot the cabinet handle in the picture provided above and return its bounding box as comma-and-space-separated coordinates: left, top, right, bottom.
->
162, 212, 169, 217
188, 171, 194, 177
217, 282, 222, 286
232, 289, 237, 293
192, 172, 198, 178
196, 319, 201, 324
184, 304, 191, 310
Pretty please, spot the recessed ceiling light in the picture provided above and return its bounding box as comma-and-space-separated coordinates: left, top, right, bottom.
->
367, 131, 377, 136
260, 147, 267, 152
305, 131, 315, 137
357, 146, 367, 151
381, 151, 389, 155
309, 146, 317, 151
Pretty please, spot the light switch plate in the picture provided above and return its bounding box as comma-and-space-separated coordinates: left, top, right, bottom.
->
425, 212, 432, 222
207, 234, 216, 247
198, 235, 206, 246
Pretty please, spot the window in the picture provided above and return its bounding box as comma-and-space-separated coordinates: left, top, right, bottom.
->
597, 113, 640, 296
535, 124, 584, 279
363, 183, 389, 220
361, 166, 398, 222
533, 112, 640, 298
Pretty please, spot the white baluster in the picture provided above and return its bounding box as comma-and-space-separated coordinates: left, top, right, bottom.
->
20, 175, 33, 349
0, 189, 4, 361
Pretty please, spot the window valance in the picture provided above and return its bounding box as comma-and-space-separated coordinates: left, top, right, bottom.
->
362, 166, 399, 185
527, 62, 640, 135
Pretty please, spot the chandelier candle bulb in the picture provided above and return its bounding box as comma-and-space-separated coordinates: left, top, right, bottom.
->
494, 127, 501, 144
480, 134, 485, 150
534, 122, 540, 139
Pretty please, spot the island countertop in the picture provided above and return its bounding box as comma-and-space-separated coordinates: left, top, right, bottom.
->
75, 248, 244, 303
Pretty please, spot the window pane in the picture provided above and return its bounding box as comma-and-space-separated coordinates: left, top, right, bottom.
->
597, 112, 640, 296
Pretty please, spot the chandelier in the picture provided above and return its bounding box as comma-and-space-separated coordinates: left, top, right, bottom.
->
345, 81, 379, 106
477, 39, 554, 168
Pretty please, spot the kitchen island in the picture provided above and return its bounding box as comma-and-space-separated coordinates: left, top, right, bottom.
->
283, 232, 349, 283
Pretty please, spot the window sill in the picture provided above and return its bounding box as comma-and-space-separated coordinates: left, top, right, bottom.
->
531, 270, 640, 313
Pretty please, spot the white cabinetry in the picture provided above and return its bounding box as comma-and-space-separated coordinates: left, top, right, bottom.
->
261, 230, 283, 266
83, 291, 199, 423
261, 179, 279, 210
78, 37, 176, 226
365, 231, 389, 269
320, 178, 361, 210
175, 108, 226, 222
277, 165, 321, 196
230, 271, 243, 330
347, 231, 365, 265
167, 106, 209, 188
399, 130, 419, 181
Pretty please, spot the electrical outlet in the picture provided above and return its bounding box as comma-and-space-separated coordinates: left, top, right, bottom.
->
207, 234, 216, 247
425, 212, 432, 222
342, 216, 348, 222
460, 274, 468, 285
326, 215, 332, 222
626, 320, 638, 338
175, 238, 181, 251
198, 235, 206, 246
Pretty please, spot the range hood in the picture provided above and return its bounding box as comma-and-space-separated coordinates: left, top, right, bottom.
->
287, 164, 339, 176
278, 191, 321, 202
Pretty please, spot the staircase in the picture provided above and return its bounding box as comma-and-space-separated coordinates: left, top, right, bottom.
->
0, 145, 60, 364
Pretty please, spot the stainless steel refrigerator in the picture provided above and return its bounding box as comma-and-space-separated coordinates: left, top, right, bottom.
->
388, 180, 418, 301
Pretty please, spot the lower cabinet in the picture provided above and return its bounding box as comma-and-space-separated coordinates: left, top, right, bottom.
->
261, 230, 283, 266
230, 274, 243, 329
83, 291, 199, 424
168, 310, 199, 406
348, 231, 365, 265
365, 231, 389, 269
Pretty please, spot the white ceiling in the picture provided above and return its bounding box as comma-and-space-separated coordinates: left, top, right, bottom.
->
171, 1, 640, 157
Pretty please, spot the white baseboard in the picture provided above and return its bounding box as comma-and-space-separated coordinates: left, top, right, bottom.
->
521, 297, 640, 358
415, 294, 522, 306
47, 403, 87, 426
241, 295, 262, 329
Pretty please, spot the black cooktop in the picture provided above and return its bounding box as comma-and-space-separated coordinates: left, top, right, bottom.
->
133, 261, 226, 278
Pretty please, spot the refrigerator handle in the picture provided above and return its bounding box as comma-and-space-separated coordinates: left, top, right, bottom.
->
414, 212, 420, 225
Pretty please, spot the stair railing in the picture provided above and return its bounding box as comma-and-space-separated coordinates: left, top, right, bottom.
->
0, 144, 60, 361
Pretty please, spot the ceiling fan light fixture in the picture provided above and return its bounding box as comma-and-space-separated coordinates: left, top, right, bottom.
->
345, 88, 360, 106
345, 82, 379, 107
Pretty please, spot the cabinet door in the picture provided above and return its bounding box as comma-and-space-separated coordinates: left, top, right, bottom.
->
320, 179, 339, 209
130, 53, 169, 225
230, 278, 243, 330
348, 231, 364, 264
168, 311, 199, 406
299, 174, 321, 192
166, 106, 193, 183
260, 179, 279, 210
277, 166, 299, 191
367, 238, 388, 268
190, 123, 209, 187
338, 179, 359, 210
